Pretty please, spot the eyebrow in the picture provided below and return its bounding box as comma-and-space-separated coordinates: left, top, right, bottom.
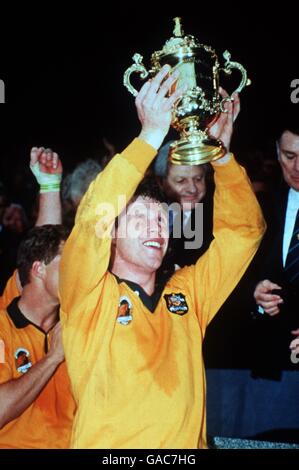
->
281, 149, 297, 155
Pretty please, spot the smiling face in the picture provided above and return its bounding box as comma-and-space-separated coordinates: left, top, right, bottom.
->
114, 196, 169, 274
162, 164, 207, 211
278, 130, 299, 191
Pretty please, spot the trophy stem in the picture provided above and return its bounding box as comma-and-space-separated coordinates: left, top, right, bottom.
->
170, 117, 226, 165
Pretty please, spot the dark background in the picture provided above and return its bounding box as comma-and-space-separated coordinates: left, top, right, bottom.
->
0, 6, 298, 185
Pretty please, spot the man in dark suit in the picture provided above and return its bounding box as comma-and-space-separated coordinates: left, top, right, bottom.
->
253, 124, 299, 367
202, 120, 299, 445
247, 122, 299, 443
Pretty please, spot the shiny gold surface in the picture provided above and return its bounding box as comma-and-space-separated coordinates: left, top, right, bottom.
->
124, 18, 250, 165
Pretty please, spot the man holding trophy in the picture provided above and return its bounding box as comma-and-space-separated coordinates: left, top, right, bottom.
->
59, 20, 264, 448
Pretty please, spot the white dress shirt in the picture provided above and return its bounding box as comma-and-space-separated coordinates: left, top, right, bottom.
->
283, 188, 299, 266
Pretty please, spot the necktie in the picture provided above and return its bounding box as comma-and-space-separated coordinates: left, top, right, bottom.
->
285, 209, 299, 284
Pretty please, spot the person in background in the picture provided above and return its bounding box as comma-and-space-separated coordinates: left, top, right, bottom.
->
0, 224, 75, 448
61, 159, 102, 230
251, 121, 299, 442
154, 140, 214, 276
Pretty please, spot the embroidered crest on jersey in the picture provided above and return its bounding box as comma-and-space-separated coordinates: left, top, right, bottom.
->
14, 348, 32, 373
117, 296, 133, 325
164, 293, 189, 316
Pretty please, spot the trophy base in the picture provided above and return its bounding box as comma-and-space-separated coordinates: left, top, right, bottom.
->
169, 137, 226, 165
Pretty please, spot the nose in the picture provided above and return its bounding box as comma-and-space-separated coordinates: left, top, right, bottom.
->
294, 156, 299, 172
185, 179, 197, 194
145, 215, 163, 238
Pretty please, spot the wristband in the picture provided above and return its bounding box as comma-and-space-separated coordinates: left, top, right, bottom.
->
30, 162, 62, 193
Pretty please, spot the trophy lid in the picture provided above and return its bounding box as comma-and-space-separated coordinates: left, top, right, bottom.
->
151, 17, 216, 65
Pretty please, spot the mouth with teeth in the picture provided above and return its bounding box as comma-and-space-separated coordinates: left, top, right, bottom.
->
142, 239, 164, 250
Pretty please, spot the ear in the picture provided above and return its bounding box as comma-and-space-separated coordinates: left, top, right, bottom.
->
31, 261, 46, 281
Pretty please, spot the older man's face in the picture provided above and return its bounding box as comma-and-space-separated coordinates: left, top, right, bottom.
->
278, 130, 299, 191
163, 164, 206, 212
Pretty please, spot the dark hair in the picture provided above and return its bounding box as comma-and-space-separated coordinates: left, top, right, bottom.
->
132, 175, 166, 205
17, 224, 68, 287
276, 108, 299, 141
278, 125, 299, 141
113, 176, 167, 233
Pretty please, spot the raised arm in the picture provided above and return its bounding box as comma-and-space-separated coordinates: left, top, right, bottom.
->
192, 93, 266, 328
59, 66, 184, 313
0, 148, 63, 305
0, 148, 63, 306
30, 147, 63, 226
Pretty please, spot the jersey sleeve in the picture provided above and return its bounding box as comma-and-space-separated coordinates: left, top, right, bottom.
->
193, 155, 266, 330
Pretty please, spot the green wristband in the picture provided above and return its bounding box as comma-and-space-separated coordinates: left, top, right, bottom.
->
40, 183, 61, 194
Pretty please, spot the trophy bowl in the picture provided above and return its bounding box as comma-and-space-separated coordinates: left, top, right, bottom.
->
124, 17, 250, 165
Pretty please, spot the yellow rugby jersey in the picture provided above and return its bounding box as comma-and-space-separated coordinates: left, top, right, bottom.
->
60, 138, 265, 448
0, 298, 75, 448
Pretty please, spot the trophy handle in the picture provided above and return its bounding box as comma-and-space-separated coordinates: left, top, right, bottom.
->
123, 53, 149, 97
220, 50, 251, 112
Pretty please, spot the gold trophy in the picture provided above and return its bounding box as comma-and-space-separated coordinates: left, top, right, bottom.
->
124, 17, 250, 165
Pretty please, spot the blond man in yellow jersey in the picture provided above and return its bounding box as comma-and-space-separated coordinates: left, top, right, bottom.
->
60, 66, 266, 448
